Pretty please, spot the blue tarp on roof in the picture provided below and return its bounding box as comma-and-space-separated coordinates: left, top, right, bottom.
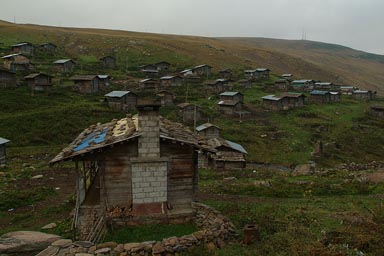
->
73, 128, 108, 152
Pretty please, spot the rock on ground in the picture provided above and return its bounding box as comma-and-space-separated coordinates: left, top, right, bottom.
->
0, 231, 61, 256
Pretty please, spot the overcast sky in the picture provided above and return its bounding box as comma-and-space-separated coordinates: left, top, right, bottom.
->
1, 0, 383, 54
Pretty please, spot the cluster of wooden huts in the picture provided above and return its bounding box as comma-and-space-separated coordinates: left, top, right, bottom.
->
0, 41, 114, 93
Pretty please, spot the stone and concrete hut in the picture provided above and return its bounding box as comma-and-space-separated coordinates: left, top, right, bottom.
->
99, 56, 116, 69
0, 137, 10, 166
0, 68, 17, 88
53, 59, 75, 73
50, 102, 206, 240
24, 73, 53, 92
104, 91, 137, 111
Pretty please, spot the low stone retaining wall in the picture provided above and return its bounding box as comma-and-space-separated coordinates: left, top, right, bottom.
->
37, 202, 238, 256
338, 161, 384, 171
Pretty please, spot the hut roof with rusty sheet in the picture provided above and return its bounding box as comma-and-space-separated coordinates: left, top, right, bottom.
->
50, 115, 206, 163
206, 138, 247, 162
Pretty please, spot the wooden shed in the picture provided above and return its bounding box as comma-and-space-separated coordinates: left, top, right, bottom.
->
219, 68, 232, 79
219, 91, 243, 103
160, 75, 183, 87
353, 90, 373, 101
140, 78, 160, 92
196, 123, 221, 139
54, 59, 75, 73
24, 73, 53, 92
244, 69, 260, 81
310, 90, 331, 104
202, 138, 247, 170
2, 53, 32, 72
97, 75, 111, 91
70, 75, 101, 94
40, 43, 57, 52
0, 137, 10, 166
281, 92, 306, 108
156, 90, 175, 107
290, 80, 315, 91
50, 103, 203, 240
104, 91, 137, 111
369, 106, 384, 119
178, 103, 204, 124
0, 69, 17, 88
256, 68, 270, 79
11, 42, 34, 55
262, 95, 283, 111
192, 64, 212, 78
100, 56, 116, 69
274, 79, 290, 91
330, 92, 341, 102
238, 79, 252, 89
217, 100, 242, 116
154, 61, 171, 72
206, 79, 232, 94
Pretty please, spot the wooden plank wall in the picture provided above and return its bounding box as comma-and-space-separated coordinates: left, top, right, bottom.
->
161, 141, 196, 210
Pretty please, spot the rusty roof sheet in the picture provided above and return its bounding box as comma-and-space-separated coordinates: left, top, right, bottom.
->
50, 115, 203, 163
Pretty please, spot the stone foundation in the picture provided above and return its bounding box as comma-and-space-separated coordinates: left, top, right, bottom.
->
37, 202, 238, 256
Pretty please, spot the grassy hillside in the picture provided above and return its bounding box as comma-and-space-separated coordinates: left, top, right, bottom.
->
221, 37, 384, 94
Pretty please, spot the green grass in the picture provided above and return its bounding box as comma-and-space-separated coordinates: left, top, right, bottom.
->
104, 223, 199, 243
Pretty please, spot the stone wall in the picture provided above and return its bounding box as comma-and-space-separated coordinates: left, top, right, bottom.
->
37, 203, 238, 256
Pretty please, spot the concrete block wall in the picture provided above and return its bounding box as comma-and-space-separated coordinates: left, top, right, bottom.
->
131, 161, 167, 204
138, 112, 160, 158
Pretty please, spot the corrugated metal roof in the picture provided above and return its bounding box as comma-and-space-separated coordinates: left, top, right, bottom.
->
262, 95, 281, 101
180, 69, 192, 74
97, 75, 110, 79
330, 92, 340, 95
281, 74, 292, 77
353, 90, 369, 94
160, 75, 180, 80
104, 91, 131, 98
220, 91, 241, 96
256, 68, 269, 72
53, 59, 73, 64
194, 64, 211, 69
315, 82, 333, 86
292, 79, 312, 84
281, 92, 305, 98
12, 42, 31, 47
140, 78, 158, 83
0, 137, 10, 145
225, 140, 248, 154
310, 90, 330, 95
244, 69, 257, 73
196, 123, 220, 132
1, 53, 22, 59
